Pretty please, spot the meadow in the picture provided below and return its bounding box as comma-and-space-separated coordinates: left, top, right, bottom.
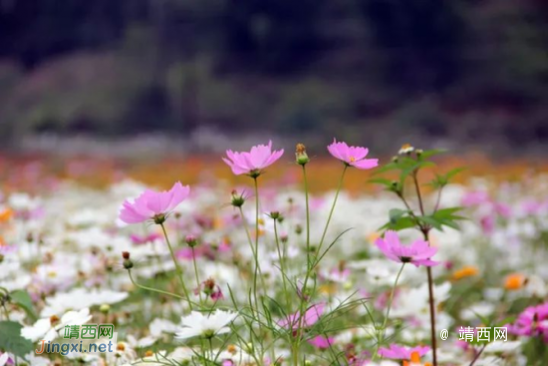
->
0, 141, 547, 366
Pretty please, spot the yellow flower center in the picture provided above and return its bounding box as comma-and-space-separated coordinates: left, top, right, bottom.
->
349, 156, 356, 162
227, 344, 237, 354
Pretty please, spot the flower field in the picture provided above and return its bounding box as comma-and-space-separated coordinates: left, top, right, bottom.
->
0, 141, 547, 366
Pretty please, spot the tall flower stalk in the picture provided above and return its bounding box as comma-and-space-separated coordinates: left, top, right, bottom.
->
371, 145, 465, 366
118, 182, 194, 309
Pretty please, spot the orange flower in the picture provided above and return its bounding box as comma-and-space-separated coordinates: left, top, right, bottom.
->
452, 266, 479, 281
504, 273, 526, 290
0, 208, 13, 222
402, 351, 432, 366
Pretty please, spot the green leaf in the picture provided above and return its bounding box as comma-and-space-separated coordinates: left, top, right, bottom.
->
0, 321, 34, 358
417, 216, 444, 231
433, 207, 464, 218
380, 216, 417, 231
368, 178, 395, 189
445, 167, 466, 180
10, 290, 37, 320
372, 162, 400, 175
389, 208, 408, 223
419, 149, 447, 159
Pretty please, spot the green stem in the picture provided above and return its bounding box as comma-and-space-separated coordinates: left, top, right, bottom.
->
413, 169, 438, 366
317, 165, 348, 256
273, 219, 291, 309
191, 247, 203, 304
294, 165, 348, 365
302, 165, 311, 269
373, 263, 406, 360
160, 223, 193, 310
238, 206, 260, 312
253, 177, 266, 300
127, 269, 189, 301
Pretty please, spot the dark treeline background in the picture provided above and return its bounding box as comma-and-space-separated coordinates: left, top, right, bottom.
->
0, 0, 547, 151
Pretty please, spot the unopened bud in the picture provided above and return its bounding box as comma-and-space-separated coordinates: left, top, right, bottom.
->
100, 304, 110, 314
153, 214, 166, 225
122, 251, 130, 260
295, 143, 309, 166
185, 235, 198, 248
231, 190, 245, 208
123, 259, 134, 270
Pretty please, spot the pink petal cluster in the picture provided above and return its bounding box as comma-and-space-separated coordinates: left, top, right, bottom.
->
509, 301, 548, 342
375, 231, 439, 267
279, 303, 325, 330
327, 139, 378, 170
119, 182, 190, 224
308, 335, 334, 349
130, 233, 162, 245
378, 344, 430, 359
222, 141, 284, 176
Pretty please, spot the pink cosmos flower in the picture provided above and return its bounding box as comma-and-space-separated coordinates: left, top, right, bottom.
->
130, 233, 162, 245
119, 182, 190, 224
327, 139, 378, 170
509, 302, 548, 342
308, 335, 334, 349
222, 141, 284, 176
279, 303, 325, 330
378, 344, 430, 359
375, 231, 439, 267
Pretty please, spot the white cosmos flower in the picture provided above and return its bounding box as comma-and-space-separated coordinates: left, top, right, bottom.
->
41, 288, 128, 316
484, 340, 522, 354
0, 353, 10, 366
175, 310, 237, 340
22, 308, 92, 342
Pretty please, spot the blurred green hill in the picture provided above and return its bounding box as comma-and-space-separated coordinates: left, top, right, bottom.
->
0, 0, 547, 147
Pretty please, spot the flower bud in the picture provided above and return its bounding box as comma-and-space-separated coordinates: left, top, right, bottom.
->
185, 235, 198, 248
231, 190, 245, 208
100, 304, 110, 314
295, 143, 309, 166
123, 259, 134, 270
269, 211, 281, 220
122, 251, 130, 260
153, 214, 166, 225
